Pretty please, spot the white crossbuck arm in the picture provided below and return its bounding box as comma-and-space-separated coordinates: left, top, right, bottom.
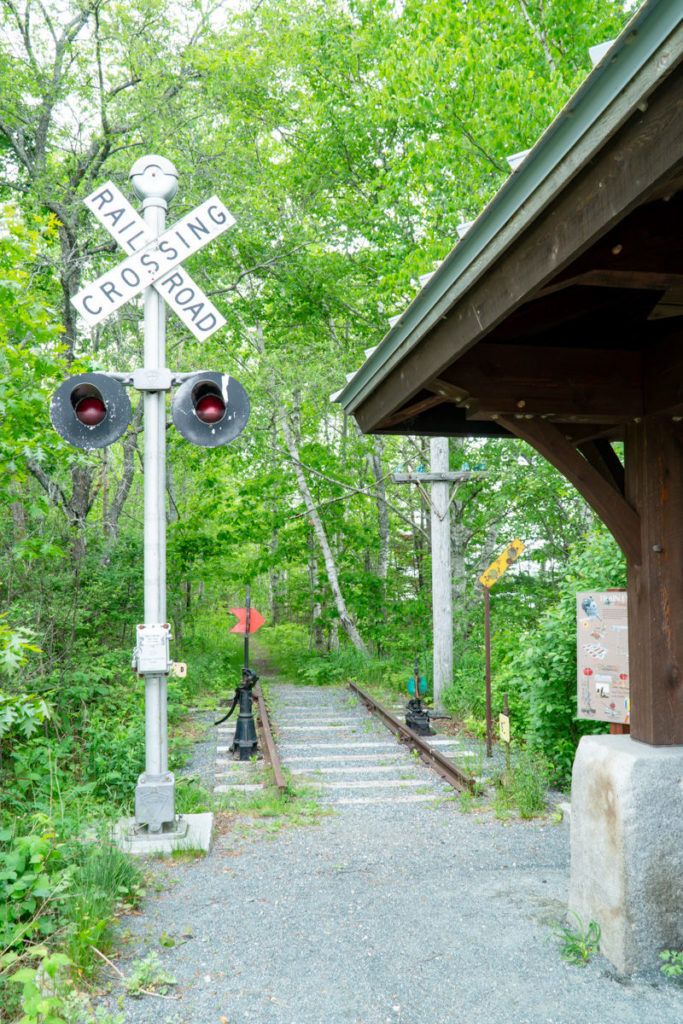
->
72, 182, 234, 340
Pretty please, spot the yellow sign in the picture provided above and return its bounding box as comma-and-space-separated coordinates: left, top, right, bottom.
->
499, 713, 510, 743
479, 539, 525, 589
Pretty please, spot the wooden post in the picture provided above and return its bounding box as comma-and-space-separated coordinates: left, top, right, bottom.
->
484, 587, 492, 757
625, 418, 683, 745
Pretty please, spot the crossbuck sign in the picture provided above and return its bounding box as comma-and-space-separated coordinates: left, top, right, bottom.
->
72, 182, 234, 339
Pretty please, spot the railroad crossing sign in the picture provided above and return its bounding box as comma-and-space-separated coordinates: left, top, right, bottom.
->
72, 181, 234, 340
50, 155, 249, 849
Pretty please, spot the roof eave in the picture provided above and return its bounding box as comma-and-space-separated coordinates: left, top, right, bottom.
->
337, 0, 683, 416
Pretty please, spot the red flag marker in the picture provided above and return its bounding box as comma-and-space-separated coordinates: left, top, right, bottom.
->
229, 607, 265, 634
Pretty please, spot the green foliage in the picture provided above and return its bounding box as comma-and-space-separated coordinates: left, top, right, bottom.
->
554, 912, 601, 966
0, 616, 41, 677
123, 953, 176, 998
497, 530, 626, 786
7, 949, 72, 1024
0, 832, 142, 1017
263, 624, 410, 692
493, 750, 549, 819
0, 691, 51, 744
62, 841, 143, 975
660, 950, 683, 979
0, 833, 71, 950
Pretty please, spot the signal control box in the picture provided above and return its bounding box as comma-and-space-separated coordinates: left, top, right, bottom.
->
132, 623, 172, 675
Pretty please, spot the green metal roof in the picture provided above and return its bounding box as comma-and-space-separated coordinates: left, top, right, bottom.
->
338, 0, 683, 415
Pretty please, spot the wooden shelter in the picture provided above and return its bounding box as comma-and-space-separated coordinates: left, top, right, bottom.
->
337, 1, 683, 746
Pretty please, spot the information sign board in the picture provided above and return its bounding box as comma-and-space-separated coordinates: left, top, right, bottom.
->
576, 590, 629, 724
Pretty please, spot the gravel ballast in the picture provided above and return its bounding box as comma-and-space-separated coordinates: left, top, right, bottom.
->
97, 683, 683, 1024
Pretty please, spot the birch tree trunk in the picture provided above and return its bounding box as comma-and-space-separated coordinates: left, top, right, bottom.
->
250, 320, 368, 656
307, 531, 325, 651
280, 411, 368, 655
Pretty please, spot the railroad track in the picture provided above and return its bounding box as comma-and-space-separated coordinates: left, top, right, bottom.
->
349, 682, 475, 794
266, 681, 476, 808
213, 684, 286, 797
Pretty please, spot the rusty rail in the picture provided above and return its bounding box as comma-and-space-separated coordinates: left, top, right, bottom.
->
254, 684, 287, 794
349, 682, 475, 794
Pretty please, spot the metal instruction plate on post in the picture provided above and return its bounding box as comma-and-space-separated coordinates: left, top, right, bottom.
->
135, 623, 171, 675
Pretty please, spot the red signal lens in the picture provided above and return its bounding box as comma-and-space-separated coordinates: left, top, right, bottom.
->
195, 395, 225, 423
75, 396, 106, 426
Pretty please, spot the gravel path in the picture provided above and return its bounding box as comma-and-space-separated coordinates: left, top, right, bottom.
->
98, 683, 683, 1024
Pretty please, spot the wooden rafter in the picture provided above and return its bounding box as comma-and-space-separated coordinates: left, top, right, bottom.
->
535, 269, 683, 299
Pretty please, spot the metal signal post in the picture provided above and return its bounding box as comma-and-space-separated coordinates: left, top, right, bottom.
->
50, 156, 251, 846
133, 158, 175, 832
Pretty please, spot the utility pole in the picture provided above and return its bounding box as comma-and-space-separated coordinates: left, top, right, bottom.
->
429, 437, 452, 710
393, 440, 481, 709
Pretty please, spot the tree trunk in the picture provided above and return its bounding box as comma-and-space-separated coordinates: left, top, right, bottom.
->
307, 532, 325, 652
269, 528, 286, 624
280, 410, 368, 655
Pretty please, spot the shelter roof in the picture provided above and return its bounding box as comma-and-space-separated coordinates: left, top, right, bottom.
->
336, 0, 683, 443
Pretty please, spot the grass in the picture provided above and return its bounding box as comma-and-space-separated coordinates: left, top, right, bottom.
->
64, 839, 144, 977
554, 912, 601, 966
492, 748, 549, 819
458, 790, 485, 814
216, 778, 325, 832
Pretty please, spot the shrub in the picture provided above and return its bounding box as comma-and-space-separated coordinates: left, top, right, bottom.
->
500, 529, 626, 786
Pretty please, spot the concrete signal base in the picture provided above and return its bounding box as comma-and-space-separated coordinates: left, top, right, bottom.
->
114, 813, 213, 856
569, 735, 683, 974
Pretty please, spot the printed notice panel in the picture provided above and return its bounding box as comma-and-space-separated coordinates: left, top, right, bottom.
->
576, 590, 629, 724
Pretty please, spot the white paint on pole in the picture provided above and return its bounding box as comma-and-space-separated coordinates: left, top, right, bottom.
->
142, 195, 166, 782
73, 183, 233, 338
430, 437, 453, 710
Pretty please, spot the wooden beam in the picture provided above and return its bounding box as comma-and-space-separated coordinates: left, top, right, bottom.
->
577, 439, 625, 495
535, 269, 683, 299
378, 394, 449, 429
499, 416, 641, 564
643, 332, 683, 415
391, 472, 479, 484
445, 343, 642, 421
468, 401, 633, 424
425, 378, 469, 402
625, 418, 683, 744
562, 424, 623, 444
376, 405, 512, 438
353, 68, 683, 433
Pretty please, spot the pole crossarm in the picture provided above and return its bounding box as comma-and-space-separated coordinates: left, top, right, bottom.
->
392, 468, 485, 521
391, 471, 484, 484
